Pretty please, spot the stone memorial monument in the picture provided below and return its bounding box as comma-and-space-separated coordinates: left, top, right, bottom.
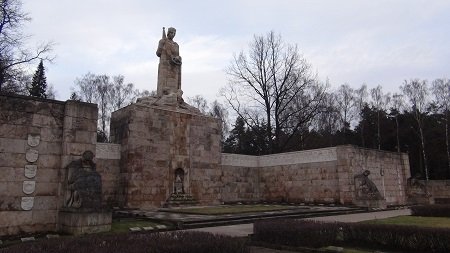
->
136, 27, 199, 111
406, 173, 434, 204
59, 151, 112, 234
353, 170, 386, 209
111, 27, 221, 208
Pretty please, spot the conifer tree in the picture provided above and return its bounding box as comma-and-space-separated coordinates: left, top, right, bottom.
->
29, 60, 47, 98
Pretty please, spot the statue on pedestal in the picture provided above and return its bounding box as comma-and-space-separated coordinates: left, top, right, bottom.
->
156, 27, 182, 99
136, 27, 199, 112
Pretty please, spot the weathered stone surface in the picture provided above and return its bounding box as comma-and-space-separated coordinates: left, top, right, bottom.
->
25, 148, 39, 163
24, 165, 37, 179
64, 151, 102, 210
58, 211, 112, 235
22, 180, 36, 194
27, 134, 40, 147
111, 103, 221, 208
21, 197, 34, 210
96, 143, 121, 160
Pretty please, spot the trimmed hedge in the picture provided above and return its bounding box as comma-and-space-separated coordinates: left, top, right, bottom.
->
411, 204, 450, 217
0, 231, 249, 253
253, 219, 341, 248
253, 219, 450, 252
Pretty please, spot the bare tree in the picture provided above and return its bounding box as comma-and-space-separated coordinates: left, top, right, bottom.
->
391, 93, 404, 152
432, 78, 450, 174
109, 75, 135, 111
354, 84, 368, 147
313, 91, 340, 147
335, 83, 355, 140
208, 100, 229, 143
187, 95, 209, 114
72, 72, 98, 103
0, 0, 53, 92
401, 79, 430, 180
95, 74, 111, 137
370, 85, 391, 150
222, 31, 326, 153
72, 73, 138, 142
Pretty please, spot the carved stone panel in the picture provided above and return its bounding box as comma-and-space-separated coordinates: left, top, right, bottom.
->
21, 196, 34, 210
24, 165, 37, 179
27, 134, 40, 147
25, 149, 39, 163
23, 180, 36, 195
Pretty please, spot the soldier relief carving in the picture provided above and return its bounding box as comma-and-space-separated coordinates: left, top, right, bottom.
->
64, 151, 102, 210
354, 170, 383, 200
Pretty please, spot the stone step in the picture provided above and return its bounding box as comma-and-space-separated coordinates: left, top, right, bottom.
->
179, 209, 367, 229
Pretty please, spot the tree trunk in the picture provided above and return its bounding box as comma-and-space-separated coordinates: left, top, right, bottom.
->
377, 110, 381, 150
446, 111, 450, 178
395, 115, 400, 152
418, 121, 429, 180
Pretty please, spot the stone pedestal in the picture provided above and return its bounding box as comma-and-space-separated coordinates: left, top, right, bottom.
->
110, 102, 221, 208
58, 210, 112, 235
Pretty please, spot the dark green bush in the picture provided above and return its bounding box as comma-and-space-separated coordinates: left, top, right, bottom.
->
253, 219, 342, 248
0, 231, 249, 253
341, 223, 450, 252
253, 219, 450, 252
411, 204, 450, 217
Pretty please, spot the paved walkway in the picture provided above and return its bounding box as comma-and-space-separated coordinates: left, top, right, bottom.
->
187, 209, 411, 237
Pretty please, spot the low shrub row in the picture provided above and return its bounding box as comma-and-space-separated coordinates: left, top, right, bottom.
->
411, 204, 450, 217
253, 219, 450, 252
0, 231, 249, 253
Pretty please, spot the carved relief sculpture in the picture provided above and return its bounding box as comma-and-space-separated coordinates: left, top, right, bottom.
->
406, 173, 430, 197
64, 151, 102, 210
354, 170, 383, 200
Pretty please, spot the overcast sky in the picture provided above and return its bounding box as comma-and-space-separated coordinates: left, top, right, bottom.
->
22, 0, 450, 102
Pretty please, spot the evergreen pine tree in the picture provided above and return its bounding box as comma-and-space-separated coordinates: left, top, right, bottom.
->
29, 60, 47, 98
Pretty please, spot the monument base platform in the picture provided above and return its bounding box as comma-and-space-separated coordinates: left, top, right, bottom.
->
164, 193, 198, 207
353, 199, 387, 210
59, 210, 112, 235
407, 196, 435, 205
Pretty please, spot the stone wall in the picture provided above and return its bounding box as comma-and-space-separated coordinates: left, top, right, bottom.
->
425, 180, 450, 203
336, 146, 410, 206
96, 143, 122, 207
110, 103, 221, 208
0, 94, 97, 236
221, 146, 410, 206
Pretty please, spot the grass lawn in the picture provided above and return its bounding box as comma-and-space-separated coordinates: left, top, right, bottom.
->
363, 215, 450, 228
169, 204, 298, 215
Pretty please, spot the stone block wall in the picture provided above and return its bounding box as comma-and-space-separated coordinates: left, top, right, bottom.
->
0, 94, 98, 236
425, 180, 450, 203
220, 146, 410, 206
221, 148, 339, 204
110, 103, 221, 208
221, 155, 260, 202
96, 143, 122, 207
336, 145, 410, 206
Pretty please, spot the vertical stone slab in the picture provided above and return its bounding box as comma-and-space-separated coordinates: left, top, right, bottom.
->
59, 101, 98, 209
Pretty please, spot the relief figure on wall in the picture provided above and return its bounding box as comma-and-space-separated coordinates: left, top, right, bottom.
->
65, 150, 102, 210
354, 170, 383, 200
